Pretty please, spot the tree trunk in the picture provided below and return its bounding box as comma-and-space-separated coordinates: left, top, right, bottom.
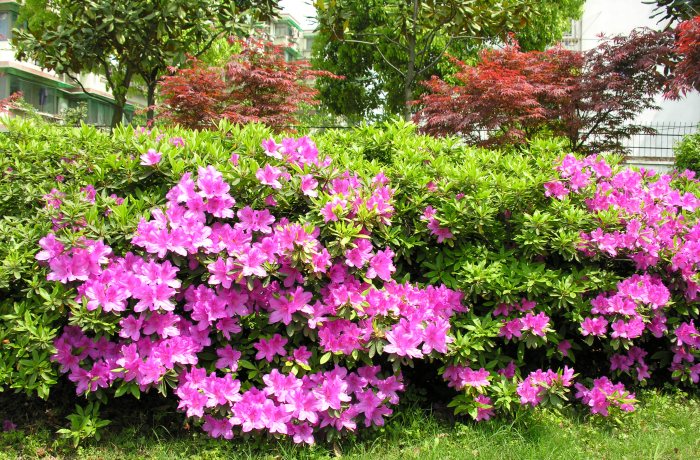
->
147, 81, 156, 123
146, 68, 159, 123
109, 68, 134, 129
110, 104, 125, 129
404, 0, 419, 122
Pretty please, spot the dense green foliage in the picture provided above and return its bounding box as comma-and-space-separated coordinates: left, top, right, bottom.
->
3, 119, 700, 446
674, 127, 700, 174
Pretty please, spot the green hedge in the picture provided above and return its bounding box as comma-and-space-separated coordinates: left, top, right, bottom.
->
1, 117, 699, 438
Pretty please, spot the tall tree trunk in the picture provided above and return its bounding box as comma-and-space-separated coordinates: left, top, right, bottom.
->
110, 104, 125, 129
109, 69, 134, 129
146, 68, 159, 123
147, 81, 156, 123
404, 0, 419, 122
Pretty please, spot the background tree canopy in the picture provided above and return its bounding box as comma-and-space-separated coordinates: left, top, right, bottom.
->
311, 0, 584, 123
13, 0, 280, 127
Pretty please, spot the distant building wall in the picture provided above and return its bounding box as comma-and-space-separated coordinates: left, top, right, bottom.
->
564, 0, 700, 126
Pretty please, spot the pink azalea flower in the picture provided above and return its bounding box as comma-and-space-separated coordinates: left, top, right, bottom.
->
140, 148, 162, 166
558, 340, 571, 356
543, 181, 570, 200
365, 248, 396, 281
262, 138, 282, 159
427, 218, 454, 243
581, 316, 608, 336
300, 174, 318, 197
216, 345, 242, 371
521, 312, 550, 337
292, 422, 314, 445
256, 164, 283, 189
293, 346, 312, 366
497, 361, 517, 379
254, 334, 288, 361
474, 395, 495, 421
265, 194, 278, 206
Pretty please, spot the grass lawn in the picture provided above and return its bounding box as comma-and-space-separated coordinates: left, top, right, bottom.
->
1, 388, 698, 460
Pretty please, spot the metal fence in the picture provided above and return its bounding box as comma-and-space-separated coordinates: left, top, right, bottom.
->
466, 122, 697, 160
617, 122, 697, 160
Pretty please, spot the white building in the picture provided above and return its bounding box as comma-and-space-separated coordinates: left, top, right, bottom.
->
258, 13, 316, 61
559, 0, 699, 171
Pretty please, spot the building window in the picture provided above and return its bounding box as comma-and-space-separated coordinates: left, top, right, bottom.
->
87, 99, 114, 126
0, 12, 21, 41
275, 23, 290, 37
306, 36, 315, 51
0, 13, 8, 41
9, 12, 20, 40
9, 76, 56, 115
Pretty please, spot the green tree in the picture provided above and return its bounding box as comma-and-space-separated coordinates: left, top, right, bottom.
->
515, 0, 585, 51
647, 0, 700, 26
314, 0, 536, 121
13, 0, 279, 127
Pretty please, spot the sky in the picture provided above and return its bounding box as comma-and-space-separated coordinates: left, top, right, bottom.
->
278, 0, 318, 29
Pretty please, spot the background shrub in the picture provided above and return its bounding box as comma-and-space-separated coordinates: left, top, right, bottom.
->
674, 126, 700, 175
2, 118, 700, 444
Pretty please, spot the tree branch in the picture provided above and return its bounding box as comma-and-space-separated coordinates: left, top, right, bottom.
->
65, 73, 90, 98
358, 32, 409, 51
414, 36, 454, 79
194, 30, 226, 58
332, 35, 406, 78
575, 109, 613, 151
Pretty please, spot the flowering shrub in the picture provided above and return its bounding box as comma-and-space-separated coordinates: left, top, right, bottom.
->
4, 119, 700, 444
29, 123, 467, 443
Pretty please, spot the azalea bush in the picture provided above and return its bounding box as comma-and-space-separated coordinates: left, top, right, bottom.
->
3, 118, 700, 444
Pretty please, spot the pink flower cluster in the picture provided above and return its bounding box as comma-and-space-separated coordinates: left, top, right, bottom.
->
494, 300, 551, 340
581, 274, 670, 341
43, 136, 465, 443
442, 364, 491, 390
610, 346, 650, 381
668, 320, 700, 382
516, 367, 575, 407
420, 206, 453, 243
178, 365, 403, 443
548, 154, 700, 383
574, 377, 636, 416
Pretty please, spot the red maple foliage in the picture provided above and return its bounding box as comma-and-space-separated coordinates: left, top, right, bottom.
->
414, 28, 674, 154
666, 15, 700, 99
0, 92, 23, 114
157, 40, 343, 132
412, 44, 580, 148
157, 60, 229, 130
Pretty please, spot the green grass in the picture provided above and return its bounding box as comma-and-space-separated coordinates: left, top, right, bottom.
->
1, 389, 698, 460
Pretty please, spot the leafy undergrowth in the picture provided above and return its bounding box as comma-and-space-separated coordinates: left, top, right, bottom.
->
1, 387, 698, 460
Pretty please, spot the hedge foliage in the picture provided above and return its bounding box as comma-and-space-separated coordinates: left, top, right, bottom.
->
674, 127, 700, 175
2, 118, 700, 444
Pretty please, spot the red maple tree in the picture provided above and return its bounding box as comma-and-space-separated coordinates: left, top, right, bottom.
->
666, 15, 700, 99
157, 60, 229, 130
412, 44, 580, 148
414, 28, 674, 154
157, 40, 342, 132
